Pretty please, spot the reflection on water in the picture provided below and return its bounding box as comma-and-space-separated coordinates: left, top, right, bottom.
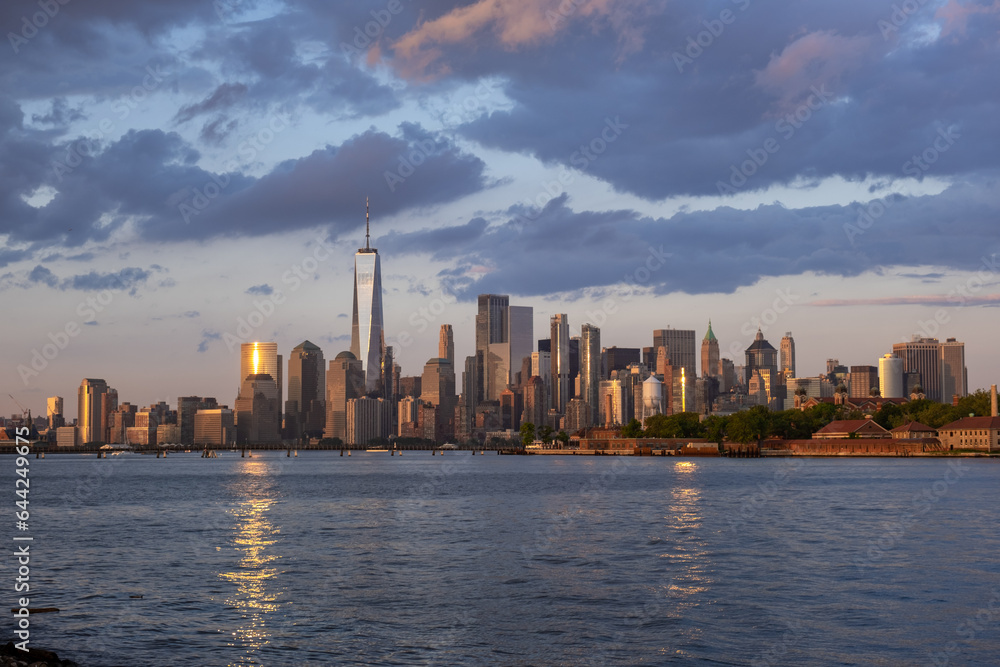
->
219, 460, 283, 666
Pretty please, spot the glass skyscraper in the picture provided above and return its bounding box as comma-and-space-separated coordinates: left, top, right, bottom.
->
351, 200, 385, 394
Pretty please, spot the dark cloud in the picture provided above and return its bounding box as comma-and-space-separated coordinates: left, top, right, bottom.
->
373, 0, 1000, 199
381, 177, 1000, 299
198, 330, 222, 353
174, 83, 248, 124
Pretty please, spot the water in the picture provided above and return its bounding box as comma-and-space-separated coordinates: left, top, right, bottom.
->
9, 452, 1000, 666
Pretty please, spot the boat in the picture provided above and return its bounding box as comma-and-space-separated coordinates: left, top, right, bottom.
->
366, 448, 389, 452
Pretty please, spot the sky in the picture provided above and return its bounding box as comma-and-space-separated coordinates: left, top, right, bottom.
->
2, 0, 999, 420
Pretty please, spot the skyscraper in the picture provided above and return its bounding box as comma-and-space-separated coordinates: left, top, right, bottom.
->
780, 332, 796, 376
580, 324, 601, 424
77, 378, 108, 444
550, 314, 570, 413
439, 325, 454, 367
421, 357, 456, 441
701, 321, 719, 378
474, 295, 533, 402
351, 199, 385, 394
652, 328, 696, 379
476, 294, 509, 402
892, 337, 942, 402
745, 329, 778, 386
940, 338, 967, 402
240, 342, 282, 417
325, 351, 364, 441
47, 396, 63, 428
287, 341, 325, 438
235, 374, 280, 444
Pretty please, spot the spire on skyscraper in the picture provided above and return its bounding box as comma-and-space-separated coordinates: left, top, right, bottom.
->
365, 196, 370, 251
704, 320, 717, 342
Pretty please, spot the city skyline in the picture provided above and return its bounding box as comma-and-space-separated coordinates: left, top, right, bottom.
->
3, 1, 999, 417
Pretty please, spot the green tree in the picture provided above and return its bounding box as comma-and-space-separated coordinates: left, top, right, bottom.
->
539, 425, 554, 444
520, 422, 535, 447
643, 412, 704, 438
318, 437, 343, 447
702, 414, 728, 443
621, 418, 644, 438
556, 430, 570, 447
727, 405, 772, 445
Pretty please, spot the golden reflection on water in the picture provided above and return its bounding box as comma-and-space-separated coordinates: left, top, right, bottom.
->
662, 460, 710, 599
220, 459, 283, 666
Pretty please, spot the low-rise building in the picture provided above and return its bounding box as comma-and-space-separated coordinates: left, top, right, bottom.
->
937, 416, 1000, 452
813, 419, 890, 439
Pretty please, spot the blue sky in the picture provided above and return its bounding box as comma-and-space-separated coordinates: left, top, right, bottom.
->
2, 0, 999, 419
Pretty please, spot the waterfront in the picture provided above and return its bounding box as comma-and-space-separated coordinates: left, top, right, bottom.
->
13, 454, 1000, 666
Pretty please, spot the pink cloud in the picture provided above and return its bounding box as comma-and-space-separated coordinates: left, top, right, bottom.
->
754, 30, 872, 113
390, 0, 659, 80
935, 0, 1000, 37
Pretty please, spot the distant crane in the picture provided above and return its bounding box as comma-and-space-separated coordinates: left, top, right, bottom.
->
7, 394, 32, 429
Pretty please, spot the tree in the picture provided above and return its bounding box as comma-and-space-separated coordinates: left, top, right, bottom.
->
520, 422, 535, 447
621, 418, 644, 438
703, 414, 728, 444
556, 430, 570, 447
727, 405, 771, 445
643, 412, 704, 438
318, 437, 343, 448
539, 424, 554, 444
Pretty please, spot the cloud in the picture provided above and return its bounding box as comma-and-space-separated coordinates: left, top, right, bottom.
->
1, 265, 159, 293
380, 178, 1000, 299
174, 83, 248, 124
198, 330, 222, 353
810, 294, 1000, 307
245, 284, 274, 295
390, 0, 659, 78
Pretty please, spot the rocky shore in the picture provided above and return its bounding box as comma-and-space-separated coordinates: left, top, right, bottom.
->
0, 643, 77, 667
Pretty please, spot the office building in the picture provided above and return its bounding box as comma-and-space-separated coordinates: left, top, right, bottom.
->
849, 365, 879, 399
77, 378, 108, 445
47, 397, 63, 429
194, 408, 235, 446
287, 341, 326, 438
605, 347, 641, 377
550, 314, 570, 413
701, 321, 719, 378
940, 338, 967, 402
346, 396, 391, 445
522, 376, 546, 428
178, 397, 219, 446
439, 325, 454, 367
235, 374, 280, 444
892, 337, 943, 402
579, 324, 601, 425
324, 351, 365, 441
240, 342, 282, 422
780, 332, 796, 376
351, 200, 386, 394
652, 328, 696, 379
